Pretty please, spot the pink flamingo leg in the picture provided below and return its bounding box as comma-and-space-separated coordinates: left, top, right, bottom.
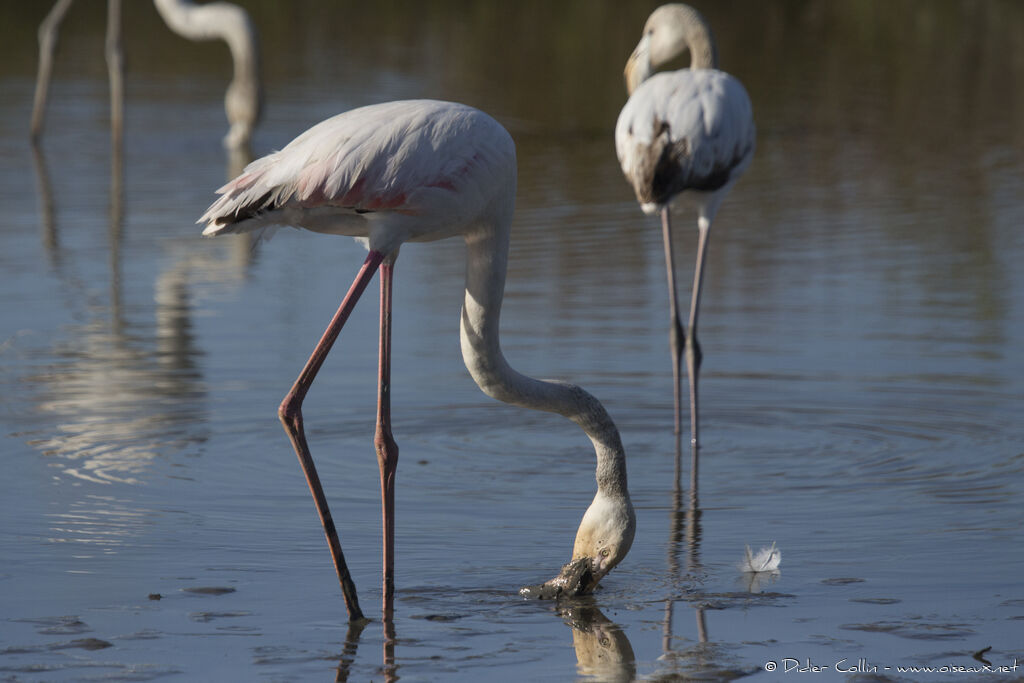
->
278, 250, 386, 623
375, 261, 399, 620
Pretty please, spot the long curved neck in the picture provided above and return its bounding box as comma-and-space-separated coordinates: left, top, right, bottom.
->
459, 226, 628, 498
677, 5, 717, 70
153, 0, 260, 80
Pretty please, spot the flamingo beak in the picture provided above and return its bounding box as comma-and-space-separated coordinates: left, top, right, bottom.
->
624, 34, 652, 95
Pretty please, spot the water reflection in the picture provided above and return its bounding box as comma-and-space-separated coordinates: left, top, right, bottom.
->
657, 441, 729, 678
561, 602, 636, 682
22, 135, 255, 486
333, 619, 368, 683
736, 564, 780, 595
45, 494, 150, 557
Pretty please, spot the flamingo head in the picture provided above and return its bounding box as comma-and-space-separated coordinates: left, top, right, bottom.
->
519, 490, 635, 599
625, 4, 717, 94
569, 489, 636, 591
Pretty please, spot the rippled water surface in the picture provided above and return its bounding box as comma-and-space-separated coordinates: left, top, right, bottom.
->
2, 1, 1023, 680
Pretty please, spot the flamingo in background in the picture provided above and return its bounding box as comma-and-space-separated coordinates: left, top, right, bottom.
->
152, 0, 262, 150
615, 4, 755, 449
30, 0, 123, 142
30, 0, 261, 150
200, 99, 636, 621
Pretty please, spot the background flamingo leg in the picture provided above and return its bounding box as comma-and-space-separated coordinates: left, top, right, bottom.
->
684, 224, 710, 449
661, 206, 684, 438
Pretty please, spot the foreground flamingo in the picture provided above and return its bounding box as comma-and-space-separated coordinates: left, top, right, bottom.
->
200, 99, 635, 621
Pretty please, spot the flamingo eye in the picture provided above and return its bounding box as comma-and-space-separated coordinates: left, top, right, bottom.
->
600, 547, 610, 558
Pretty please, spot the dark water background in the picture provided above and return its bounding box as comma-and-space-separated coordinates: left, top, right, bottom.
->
1, 1, 1023, 680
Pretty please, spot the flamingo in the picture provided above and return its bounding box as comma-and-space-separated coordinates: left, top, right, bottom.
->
30, 0, 261, 150
153, 0, 262, 150
615, 4, 755, 448
199, 99, 636, 621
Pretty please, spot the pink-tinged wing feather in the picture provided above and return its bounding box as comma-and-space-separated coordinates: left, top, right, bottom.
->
200, 100, 507, 234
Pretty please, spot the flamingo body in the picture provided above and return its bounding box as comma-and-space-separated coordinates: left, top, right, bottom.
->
616, 69, 754, 216
202, 100, 510, 252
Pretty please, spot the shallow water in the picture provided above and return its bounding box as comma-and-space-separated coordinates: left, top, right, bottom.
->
2, 1, 1023, 680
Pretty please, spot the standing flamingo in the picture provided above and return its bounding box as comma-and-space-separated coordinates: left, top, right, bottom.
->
153, 0, 262, 150
615, 4, 755, 448
200, 99, 636, 621
30, 0, 261, 150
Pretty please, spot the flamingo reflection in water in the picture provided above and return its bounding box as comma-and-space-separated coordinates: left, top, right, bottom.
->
200, 99, 636, 621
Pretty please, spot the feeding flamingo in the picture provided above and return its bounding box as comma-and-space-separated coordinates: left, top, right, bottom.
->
200, 99, 635, 621
30, 0, 261, 150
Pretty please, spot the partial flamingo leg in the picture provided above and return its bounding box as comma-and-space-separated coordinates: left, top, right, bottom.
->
661, 207, 685, 438
278, 250, 386, 623
105, 0, 123, 145
375, 260, 399, 620
31, 0, 75, 141
685, 221, 710, 449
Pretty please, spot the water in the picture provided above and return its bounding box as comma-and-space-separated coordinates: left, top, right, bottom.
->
2, 1, 1023, 680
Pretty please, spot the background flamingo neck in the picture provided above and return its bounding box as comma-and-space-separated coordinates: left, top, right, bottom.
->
678, 6, 717, 70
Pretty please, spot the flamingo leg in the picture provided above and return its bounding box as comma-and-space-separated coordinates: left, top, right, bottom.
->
105, 0, 123, 145
279, 249, 387, 623
375, 260, 399, 620
661, 206, 685, 438
30, 0, 75, 141
685, 222, 710, 448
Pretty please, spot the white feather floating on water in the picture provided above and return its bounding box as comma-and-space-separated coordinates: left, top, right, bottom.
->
739, 542, 781, 573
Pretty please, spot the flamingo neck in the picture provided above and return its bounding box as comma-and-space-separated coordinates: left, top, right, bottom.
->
153, 0, 260, 82
459, 227, 629, 498
677, 5, 717, 70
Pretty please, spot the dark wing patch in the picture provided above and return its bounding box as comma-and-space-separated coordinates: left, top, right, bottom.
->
220, 190, 275, 225
634, 118, 749, 206
211, 188, 375, 228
